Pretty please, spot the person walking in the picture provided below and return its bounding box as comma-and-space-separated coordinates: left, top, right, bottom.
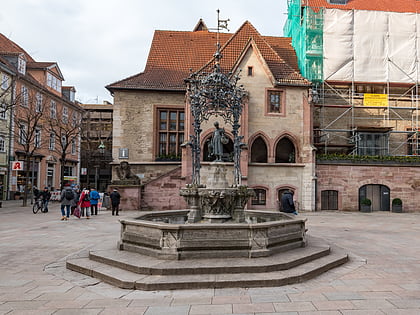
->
110, 188, 121, 216
89, 188, 100, 215
78, 189, 91, 219
280, 190, 298, 215
39, 187, 51, 212
60, 184, 74, 220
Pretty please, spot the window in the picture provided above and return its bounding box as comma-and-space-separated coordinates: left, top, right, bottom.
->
34, 128, 41, 148
266, 89, 284, 114
71, 138, 76, 155
46, 72, 62, 92
119, 148, 129, 159
61, 135, 67, 147
19, 123, 27, 144
356, 132, 389, 156
21, 85, 28, 107
50, 101, 57, 119
407, 132, 420, 155
35, 93, 42, 112
71, 112, 78, 127
250, 137, 268, 163
0, 136, 5, 152
321, 190, 338, 210
18, 56, 26, 75
247, 66, 253, 76
49, 133, 55, 150
275, 137, 296, 163
62, 106, 68, 123
157, 109, 184, 159
1, 73, 9, 90
251, 188, 267, 205
327, 0, 348, 4
0, 103, 6, 120
64, 165, 73, 176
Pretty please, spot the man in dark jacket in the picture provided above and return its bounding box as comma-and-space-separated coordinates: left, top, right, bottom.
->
109, 188, 121, 216
39, 187, 51, 212
280, 190, 298, 215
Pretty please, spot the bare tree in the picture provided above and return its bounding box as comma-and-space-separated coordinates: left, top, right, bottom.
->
12, 89, 48, 206
47, 105, 83, 189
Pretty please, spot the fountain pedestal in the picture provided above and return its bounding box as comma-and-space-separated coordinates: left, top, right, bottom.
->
180, 163, 254, 223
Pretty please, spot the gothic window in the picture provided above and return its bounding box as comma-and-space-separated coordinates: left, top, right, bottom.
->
275, 137, 296, 163
250, 137, 268, 163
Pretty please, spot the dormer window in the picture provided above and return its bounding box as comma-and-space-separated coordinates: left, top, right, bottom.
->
327, 0, 348, 4
47, 72, 62, 92
17, 56, 26, 75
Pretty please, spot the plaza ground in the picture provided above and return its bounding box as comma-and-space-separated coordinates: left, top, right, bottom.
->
1, 200, 420, 314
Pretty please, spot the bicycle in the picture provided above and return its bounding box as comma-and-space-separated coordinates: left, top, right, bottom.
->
32, 198, 46, 214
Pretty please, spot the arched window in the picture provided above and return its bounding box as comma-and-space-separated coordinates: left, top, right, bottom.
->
203, 137, 234, 162
250, 137, 268, 163
275, 137, 295, 163
252, 188, 267, 205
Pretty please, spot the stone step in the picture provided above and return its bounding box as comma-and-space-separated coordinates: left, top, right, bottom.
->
88, 245, 332, 275
66, 249, 348, 291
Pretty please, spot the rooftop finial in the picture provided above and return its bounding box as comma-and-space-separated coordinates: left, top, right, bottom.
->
214, 9, 230, 63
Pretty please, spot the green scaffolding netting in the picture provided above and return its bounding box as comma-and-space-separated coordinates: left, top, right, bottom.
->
284, 0, 323, 83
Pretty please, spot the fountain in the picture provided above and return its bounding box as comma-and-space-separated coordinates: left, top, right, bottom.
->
66, 13, 348, 289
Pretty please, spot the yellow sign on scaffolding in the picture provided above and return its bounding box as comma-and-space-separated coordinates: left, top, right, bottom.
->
363, 93, 388, 107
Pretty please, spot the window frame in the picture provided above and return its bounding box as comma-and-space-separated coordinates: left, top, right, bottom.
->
265, 88, 286, 116
62, 106, 68, 123
1, 73, 9, 90
50, 100, 57, 119
34, 128, 41, 148
251, 188, 267, 206
0, 102, 7, 120
21, 85, 28, 107
155, 107, 185, 160
49, 132, 55, 151
0, 136, 5, 152
356, 131, 389, 156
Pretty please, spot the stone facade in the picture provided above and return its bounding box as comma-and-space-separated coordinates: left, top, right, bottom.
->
317, 163, 420, 212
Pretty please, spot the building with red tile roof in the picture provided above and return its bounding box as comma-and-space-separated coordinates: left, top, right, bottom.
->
106, 20, 314, 212
0, 33, 83, 201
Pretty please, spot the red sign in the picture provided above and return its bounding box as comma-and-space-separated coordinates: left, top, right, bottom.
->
12, 161, 24, 171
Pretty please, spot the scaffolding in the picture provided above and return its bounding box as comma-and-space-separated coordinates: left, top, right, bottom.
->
285, 0, 420, 156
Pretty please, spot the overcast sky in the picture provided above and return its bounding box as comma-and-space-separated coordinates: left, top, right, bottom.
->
0, 0, 289, 104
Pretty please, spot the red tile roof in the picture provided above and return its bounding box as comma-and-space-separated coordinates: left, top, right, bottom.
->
107, 21, 308, 92
0, 33, 35, 62
306, 0, 420, 13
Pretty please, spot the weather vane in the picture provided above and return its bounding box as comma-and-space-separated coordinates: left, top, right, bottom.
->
214, 9, 230, 61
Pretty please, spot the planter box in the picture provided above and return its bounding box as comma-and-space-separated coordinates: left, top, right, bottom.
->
360, 205, 371, 212
392, 205, 403, 213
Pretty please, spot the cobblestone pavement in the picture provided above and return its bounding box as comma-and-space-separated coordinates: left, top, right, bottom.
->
1, 200, 420, 314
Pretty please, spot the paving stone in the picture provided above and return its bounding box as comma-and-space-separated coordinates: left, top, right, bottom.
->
143, 305, 190, 315
189, 303, 232, 314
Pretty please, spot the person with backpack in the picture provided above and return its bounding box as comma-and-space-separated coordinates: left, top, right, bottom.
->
60, 184, 75, 221
78, 189, 91, 219
89, 187, 100, 215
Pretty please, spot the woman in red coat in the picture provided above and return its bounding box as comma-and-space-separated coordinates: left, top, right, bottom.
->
78, 189, 91, 219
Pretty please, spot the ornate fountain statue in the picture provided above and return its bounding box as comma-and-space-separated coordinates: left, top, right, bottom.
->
179, 41, 254, 223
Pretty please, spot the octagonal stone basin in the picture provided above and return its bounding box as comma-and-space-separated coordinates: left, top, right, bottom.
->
118, 210, 307, 260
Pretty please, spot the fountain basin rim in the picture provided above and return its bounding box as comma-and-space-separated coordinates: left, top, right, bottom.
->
119, 209, 307, 229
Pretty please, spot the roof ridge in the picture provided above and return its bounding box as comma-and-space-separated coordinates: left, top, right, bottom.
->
0, 33, 35, 62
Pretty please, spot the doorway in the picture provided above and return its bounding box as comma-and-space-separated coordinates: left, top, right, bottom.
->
359, 184, 390, 211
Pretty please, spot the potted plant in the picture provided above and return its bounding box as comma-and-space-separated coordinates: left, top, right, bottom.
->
360, 198, 372, 212
392, 198, 403, 213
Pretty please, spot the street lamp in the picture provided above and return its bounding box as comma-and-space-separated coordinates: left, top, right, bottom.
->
98, 141, 106, 154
